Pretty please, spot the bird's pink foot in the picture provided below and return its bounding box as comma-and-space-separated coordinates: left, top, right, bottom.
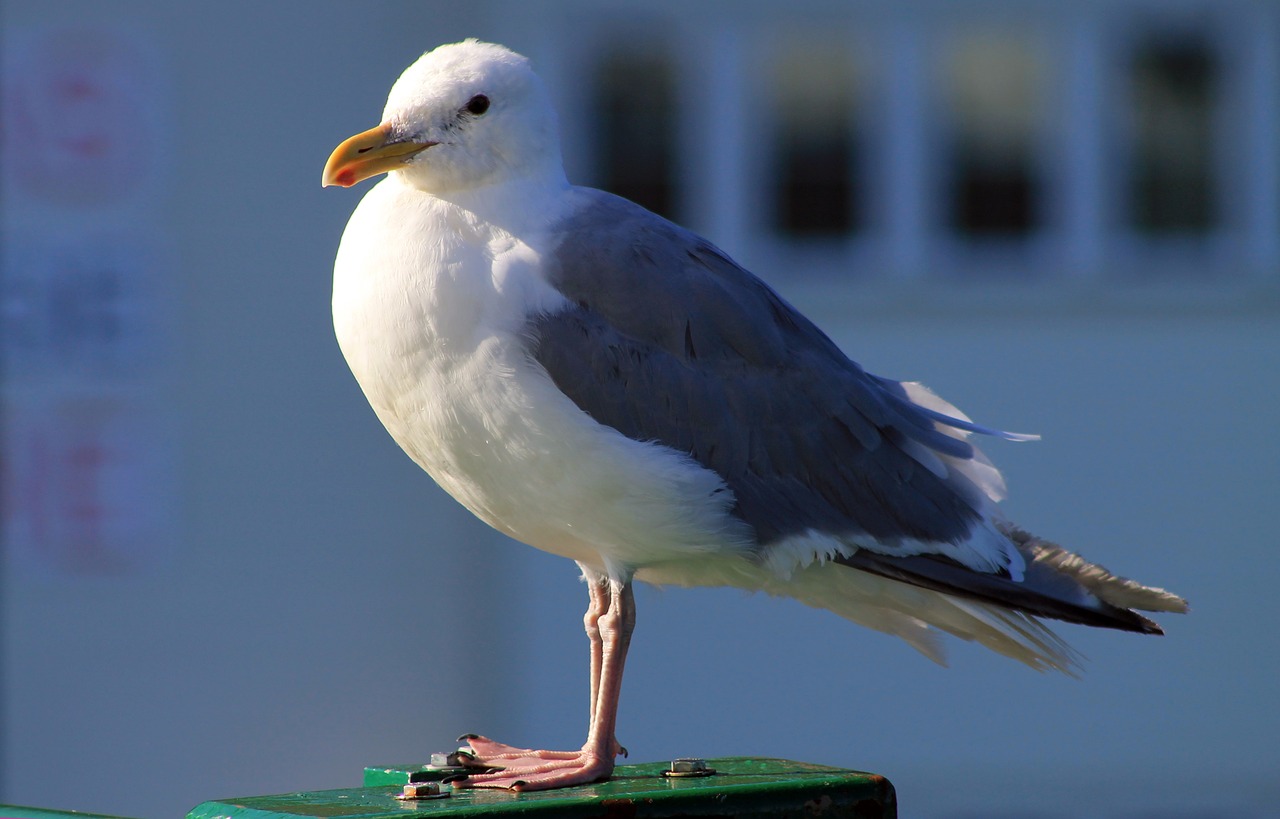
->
452, 735, 621, 791
456, 735, 579, 763
459, 734, 626, 763
453, 749, 613, 791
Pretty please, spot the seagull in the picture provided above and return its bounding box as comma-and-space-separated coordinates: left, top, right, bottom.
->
322, 39, 1187, 791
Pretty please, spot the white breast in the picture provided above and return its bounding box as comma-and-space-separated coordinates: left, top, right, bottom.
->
331, 177, 751, 579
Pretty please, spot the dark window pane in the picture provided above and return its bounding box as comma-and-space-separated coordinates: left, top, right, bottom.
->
769, 42, 860, 238
942, 33, 1045, 239
776, 122, 857, 236
949, 150, 1039, 236
591, 48, 677, 219
1127, 38, 1218, 233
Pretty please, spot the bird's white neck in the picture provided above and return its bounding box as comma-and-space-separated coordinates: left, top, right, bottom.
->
398, 164, 571, 237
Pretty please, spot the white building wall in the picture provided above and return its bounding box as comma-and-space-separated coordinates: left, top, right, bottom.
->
2, 2, 1276, 818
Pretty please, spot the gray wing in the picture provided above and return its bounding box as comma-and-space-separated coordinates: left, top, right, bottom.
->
530, 189, 998, 552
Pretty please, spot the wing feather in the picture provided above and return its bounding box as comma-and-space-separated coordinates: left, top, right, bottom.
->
532, 189, 1018, 560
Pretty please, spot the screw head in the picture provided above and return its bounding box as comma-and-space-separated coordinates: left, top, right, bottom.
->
662, 757, 717, 778
423, 749, 476, 773
396, 782, 449, 800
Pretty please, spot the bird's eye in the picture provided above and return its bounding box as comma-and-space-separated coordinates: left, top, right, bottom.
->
465, 95, 490, 116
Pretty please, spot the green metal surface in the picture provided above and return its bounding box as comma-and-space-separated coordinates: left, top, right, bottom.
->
363, 764, 461, 788
0, 806, 137, 819
189, 757, 894, 819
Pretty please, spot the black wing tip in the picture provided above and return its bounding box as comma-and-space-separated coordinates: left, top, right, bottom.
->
1111, 609, 1165, 636
838, 550, 1176, 636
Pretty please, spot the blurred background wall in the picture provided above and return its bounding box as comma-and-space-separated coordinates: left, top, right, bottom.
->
1, 1, 1276, 818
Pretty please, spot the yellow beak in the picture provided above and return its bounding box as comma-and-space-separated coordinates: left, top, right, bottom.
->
322, 123, 436, 187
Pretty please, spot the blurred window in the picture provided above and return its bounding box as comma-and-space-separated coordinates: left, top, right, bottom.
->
590, 46, 679, 220
940, 32, 1046, 239
767, 39, 862, 239
1125, 35, 1219, 234
566, 5, 1271, 291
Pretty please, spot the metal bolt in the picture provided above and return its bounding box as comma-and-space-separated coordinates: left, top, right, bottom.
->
396, 781, 449, 800
427, 749, 475, 769
423, 748, 499, 779
662, 757, 716, 778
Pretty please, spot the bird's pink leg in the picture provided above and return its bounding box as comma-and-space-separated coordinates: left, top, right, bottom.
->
455, 582, 611, 764
585, 577, 629, 758
454, 577, 634, 791
586, 578, 608, 725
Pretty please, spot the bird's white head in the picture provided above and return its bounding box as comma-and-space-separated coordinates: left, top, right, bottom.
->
323, 40, 565, 195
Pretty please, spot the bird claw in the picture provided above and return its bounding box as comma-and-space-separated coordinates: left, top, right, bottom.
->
456, 734, 627, 764
446, 735, 624, 791
457, 735, 573, 762
448, 749, 614, 791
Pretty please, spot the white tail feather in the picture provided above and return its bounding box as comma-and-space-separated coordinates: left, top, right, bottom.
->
1000, 524, 1189, 615
638, 554, 1081, 673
